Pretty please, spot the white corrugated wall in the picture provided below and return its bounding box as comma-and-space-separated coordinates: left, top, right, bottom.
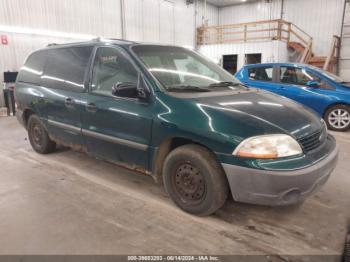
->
339, 1, 350, 81
199, 40, 288, 69
124, 0, 197, 46
0, 0, 122, 38
219, 0, 282, 25
282, 0, 345, 55
0, 0, 123, 85
0, 0, 220, 85
196, 0, 219, 26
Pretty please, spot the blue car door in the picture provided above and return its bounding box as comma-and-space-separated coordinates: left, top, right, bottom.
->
276, 65, 334, 115
243, 65, 281, 93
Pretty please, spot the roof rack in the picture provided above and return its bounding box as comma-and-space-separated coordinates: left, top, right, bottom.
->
47, 43, 58, 46
91, 37, 102, 42
91, 37, 135, 43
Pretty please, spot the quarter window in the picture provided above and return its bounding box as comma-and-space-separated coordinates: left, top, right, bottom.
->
248, 67, 273, 82
42, 46, 93, 92
91, 47, 138, 96
17, 50, 47, 85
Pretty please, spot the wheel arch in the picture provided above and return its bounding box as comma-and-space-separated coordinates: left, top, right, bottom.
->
23, 108, 36, 129
323, 102, 350, 118
151, 136, 217, 184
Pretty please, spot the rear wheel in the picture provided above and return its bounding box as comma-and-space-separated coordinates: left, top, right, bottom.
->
163, 144, 228, 216
28, 115, 56, 154
325, 105, 350, 131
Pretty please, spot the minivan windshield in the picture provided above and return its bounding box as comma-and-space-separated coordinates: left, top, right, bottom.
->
132, 45, 244, 91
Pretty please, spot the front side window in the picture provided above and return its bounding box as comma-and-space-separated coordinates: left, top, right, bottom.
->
248, 66, 273, 82
280, 66, 314, 85
310, 65, 345, 83
280, 66, 333, 89
132, 45, 243, 91
42, 46, 93, 91
91, 47, 138, 96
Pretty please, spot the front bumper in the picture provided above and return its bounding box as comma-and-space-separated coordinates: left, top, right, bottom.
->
222, 141, 339, 206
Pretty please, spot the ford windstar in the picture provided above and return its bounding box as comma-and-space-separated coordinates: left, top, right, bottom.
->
15, 40, 338, 216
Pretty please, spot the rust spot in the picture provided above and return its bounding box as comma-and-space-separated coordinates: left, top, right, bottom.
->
108, 160, 151, 176
50, 134, 152, 177
49, 135, 88, 153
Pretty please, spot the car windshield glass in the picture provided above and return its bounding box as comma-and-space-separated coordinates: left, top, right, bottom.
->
310, 65, 345, 83
132, 45, 244, 91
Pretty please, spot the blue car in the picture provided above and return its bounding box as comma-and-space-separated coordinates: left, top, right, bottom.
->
235, 63, 350, 131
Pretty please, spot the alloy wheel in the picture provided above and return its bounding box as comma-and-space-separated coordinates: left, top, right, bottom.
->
328, 109, 350, 130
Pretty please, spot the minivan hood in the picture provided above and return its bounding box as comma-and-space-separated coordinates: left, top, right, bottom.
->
192, 89, 322, 139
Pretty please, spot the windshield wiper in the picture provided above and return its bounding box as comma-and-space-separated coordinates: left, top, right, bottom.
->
209, 81, 247, 88
166, 85, 211, 92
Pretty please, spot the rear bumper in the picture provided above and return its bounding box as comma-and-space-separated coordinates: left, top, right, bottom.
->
222, 143, 339, 206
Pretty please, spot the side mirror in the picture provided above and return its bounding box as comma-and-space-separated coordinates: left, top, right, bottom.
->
111, 74, 151, 101
306, 80, 320, 88
112, 82, 137, 98
136, 73, 151, 101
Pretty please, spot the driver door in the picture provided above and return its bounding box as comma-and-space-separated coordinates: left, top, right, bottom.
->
80, 46, 153, 170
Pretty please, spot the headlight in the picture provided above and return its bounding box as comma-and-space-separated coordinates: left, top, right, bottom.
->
233, 134, 303, 159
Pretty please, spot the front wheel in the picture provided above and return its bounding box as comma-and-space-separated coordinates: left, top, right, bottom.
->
325, 105, 350, 131
163, 144, 228, 216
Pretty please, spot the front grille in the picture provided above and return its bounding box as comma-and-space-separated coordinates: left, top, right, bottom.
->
297, 127, 326, 153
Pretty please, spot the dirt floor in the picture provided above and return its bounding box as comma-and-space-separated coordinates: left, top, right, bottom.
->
0, 117, 349, 256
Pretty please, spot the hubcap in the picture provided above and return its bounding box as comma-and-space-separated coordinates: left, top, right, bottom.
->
172, 163, 206, 204
328, 109, 350, 129
31, 123, 43, 148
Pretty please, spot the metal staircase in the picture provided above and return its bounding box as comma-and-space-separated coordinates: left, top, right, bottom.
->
197, 19, 340, 73
287, 35, 340, 73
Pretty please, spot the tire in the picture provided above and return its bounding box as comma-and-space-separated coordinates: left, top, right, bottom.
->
163, 144, 228, 216
324, 105, 350, 132
344, 227, 350, 262
27, 115, 56, 154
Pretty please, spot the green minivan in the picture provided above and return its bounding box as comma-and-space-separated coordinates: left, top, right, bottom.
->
15, 39, 338, 216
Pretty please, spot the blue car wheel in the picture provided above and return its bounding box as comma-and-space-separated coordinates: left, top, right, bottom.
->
325, 105, 350, 131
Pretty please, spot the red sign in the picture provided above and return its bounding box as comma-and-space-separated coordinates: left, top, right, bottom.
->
1, 35, 8, 45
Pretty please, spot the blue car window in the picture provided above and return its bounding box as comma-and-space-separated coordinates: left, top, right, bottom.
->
248, 67, 273, 81
279, 66, 333, 90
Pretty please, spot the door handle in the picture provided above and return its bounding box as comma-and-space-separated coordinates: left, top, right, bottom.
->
86, 102, 97, 112
65, 97, 75, 108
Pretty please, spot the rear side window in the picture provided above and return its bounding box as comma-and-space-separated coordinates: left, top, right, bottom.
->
42, 46, 93, 92
17, 50, 47, 85
248, 66, 273, 82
